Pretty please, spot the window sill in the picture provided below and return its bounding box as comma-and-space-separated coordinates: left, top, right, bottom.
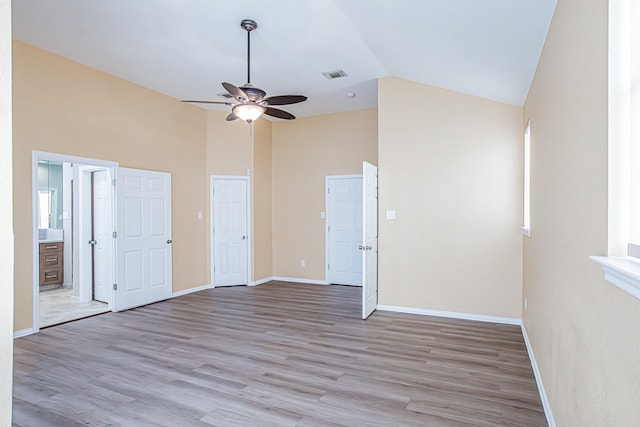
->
521, 227, 531, 237
589, 255, 640, 300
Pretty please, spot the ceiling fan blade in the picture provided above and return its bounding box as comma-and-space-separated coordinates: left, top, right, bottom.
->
226, 112, 238, 121
222, 82, 249, 101
263, 95, 307, 106
181, 100, 233, 106
264, 107, 295, 120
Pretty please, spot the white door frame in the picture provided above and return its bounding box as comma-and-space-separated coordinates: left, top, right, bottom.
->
325, 174, 363, 284
31, 151, 118, 333
210, 175, 251, 287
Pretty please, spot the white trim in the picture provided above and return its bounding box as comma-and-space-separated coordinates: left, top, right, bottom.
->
32, 151, 118, 333
272, 276, 330, 285
589, 255, 640, 300
325, 174, 363, 285
250, 276, 274, 286
376, 305, 522, 325
13, 328, 36, 339
172, 284, 212, 298
521, 323, 557, 427
210, 175, 252, 288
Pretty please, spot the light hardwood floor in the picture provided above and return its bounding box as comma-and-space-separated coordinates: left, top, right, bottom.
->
13, 281, 547, 426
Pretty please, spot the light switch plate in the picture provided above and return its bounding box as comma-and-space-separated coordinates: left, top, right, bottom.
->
386, 210, 396, 220
320, 211, 325, 219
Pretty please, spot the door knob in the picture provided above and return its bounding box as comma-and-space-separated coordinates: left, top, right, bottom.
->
89, 240, 97, 245
166, 239, 172, 244
242, 236, 246, 240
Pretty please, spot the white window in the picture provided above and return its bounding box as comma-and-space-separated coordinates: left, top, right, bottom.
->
590, 0, 640, 300
608, 0, 640, 257
522, 119, 531, 236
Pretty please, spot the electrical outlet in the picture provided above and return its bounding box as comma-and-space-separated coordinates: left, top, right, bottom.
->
300, 260, 306, 268
524, 297, 528, 310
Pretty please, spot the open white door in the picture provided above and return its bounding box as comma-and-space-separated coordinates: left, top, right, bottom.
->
114, 167, 172, 311
92, 170, 112, 303
362, 162, 378, 319
212, 177, 249, 287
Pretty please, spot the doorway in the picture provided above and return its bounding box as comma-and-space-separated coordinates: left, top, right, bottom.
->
32, 152, 116, 329
326, 175, 363, 286
325, 163, 379, 320
211, 176, 251, 287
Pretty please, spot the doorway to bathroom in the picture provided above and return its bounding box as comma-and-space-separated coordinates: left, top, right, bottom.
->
33, 152, 116, 328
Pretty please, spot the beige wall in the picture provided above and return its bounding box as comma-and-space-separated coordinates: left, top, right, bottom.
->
378, 77, 523, 319
206, 111, 253, 177
272, 109, 378, 280
523, 0, 640, 425
13, 41, 209, 331
0, 0, 13, 422
253, 120, 273, 281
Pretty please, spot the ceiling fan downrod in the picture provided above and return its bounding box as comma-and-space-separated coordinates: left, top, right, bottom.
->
241, 19, 258, 85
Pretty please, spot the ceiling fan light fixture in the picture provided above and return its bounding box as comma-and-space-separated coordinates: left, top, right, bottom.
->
233, 103, 265, 123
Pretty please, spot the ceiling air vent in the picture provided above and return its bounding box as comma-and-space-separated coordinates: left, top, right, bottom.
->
322, 69, 348, 80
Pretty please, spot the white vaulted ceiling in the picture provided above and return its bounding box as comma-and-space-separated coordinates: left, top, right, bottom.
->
12, 0, 557, 118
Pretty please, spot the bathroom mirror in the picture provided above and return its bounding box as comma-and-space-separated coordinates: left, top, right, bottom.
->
37, 160, 63, 229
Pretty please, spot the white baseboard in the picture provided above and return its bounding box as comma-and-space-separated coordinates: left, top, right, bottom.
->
14, 328, 36, 339
250, 277, 274, 286
521, 323, 556, 427
376, 304, 522, 326
172, 284, 212, 298
272, 276, 330, 285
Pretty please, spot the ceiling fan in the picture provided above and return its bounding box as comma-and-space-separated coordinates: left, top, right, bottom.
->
182, 19, 307, 123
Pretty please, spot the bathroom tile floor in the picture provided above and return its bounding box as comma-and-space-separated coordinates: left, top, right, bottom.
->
39, 287, 109, 328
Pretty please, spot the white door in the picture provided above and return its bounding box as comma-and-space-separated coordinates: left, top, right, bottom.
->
92, 170, 112, 303
362, 162, 378, 319
212, 178, 249, 286
327, 176, 363, 286
114, 167, 172, 311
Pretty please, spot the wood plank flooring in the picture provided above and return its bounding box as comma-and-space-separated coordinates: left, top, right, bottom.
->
13, 281, 547, 426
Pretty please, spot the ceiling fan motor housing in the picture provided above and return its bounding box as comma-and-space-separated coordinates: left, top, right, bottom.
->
240, 85, 267, 102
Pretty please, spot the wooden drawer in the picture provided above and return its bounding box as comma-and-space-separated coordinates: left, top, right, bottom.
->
40, 268, 63, 286
40, 242, 63, 253
40, 251, 62, 268
39, 241, 64, 286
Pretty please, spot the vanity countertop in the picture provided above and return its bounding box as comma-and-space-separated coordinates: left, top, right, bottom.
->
39, 240, 63, 244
